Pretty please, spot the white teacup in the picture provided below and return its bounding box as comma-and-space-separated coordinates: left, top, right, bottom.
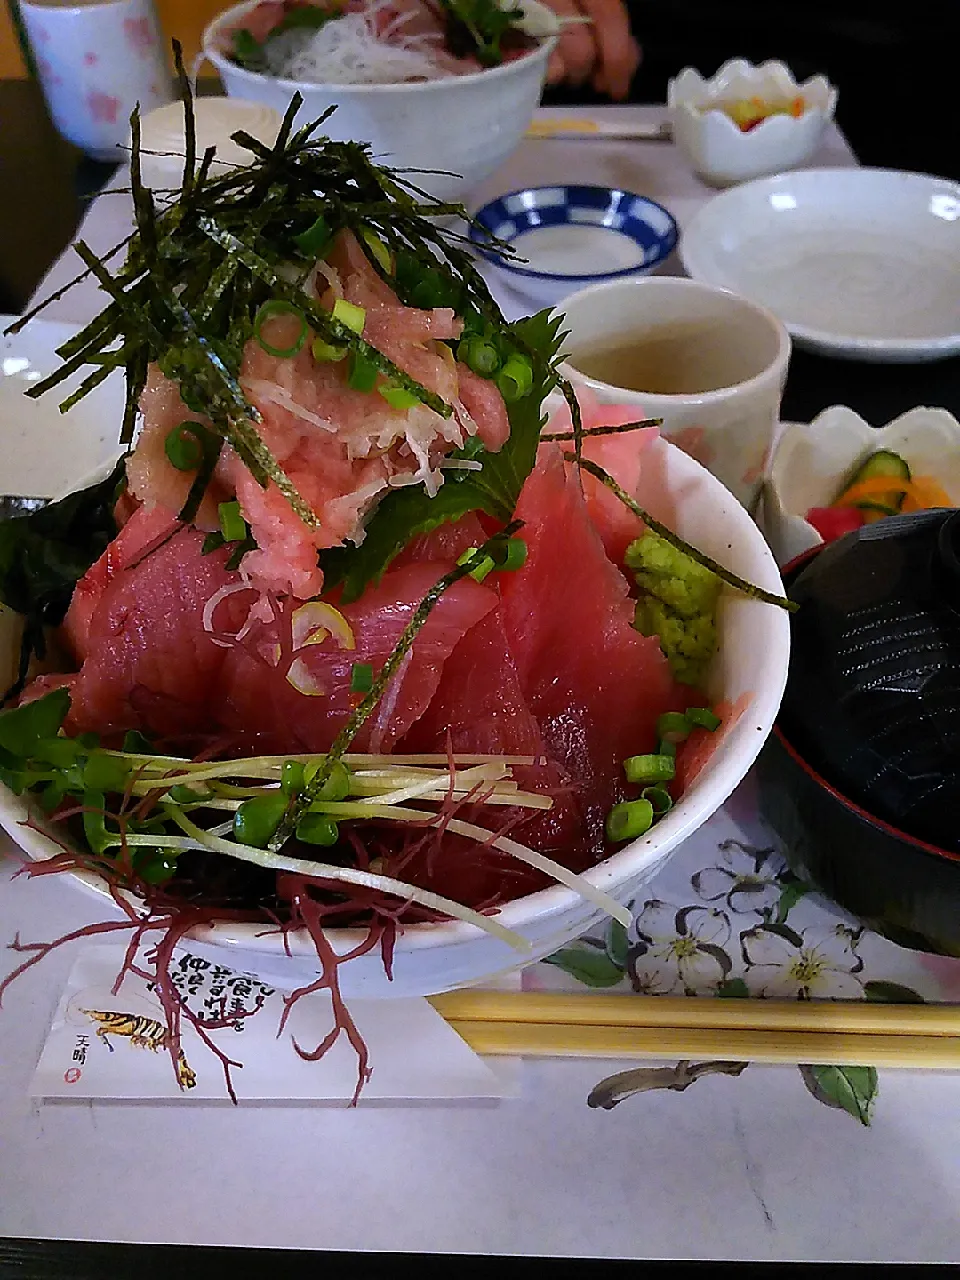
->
19, 0, 174, 162
558, 276, 791, 509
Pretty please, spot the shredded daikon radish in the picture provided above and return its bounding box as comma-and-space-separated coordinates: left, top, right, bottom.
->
263, 9, 448, 86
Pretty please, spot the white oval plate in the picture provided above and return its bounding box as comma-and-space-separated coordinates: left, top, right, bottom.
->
680, 168, 960, 363
1, 315, 125, 498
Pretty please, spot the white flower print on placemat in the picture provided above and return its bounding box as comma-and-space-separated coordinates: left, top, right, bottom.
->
531, 801, 945, 1126
740, 923, 865, 1000
630, 902, 732, 995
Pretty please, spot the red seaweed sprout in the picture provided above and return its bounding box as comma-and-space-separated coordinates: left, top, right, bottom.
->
2, 757, 553, 1102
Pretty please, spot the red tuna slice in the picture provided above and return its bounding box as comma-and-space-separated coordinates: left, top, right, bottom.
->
546, 396, 660, 566
61, 512, 245, 739
499, 445, 687, 850
393, 510, 487, 567
126, 367, 229, 531
215, 562, 497, 755
455, 364, 510, 452
400, 608, 591, 903
63, 505, 182, 660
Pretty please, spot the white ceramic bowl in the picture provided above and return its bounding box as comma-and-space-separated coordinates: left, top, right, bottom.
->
680, 168, 960, 362
201, 0, 559, 204
668, 58, 836, 188
556, 276, 790, 512
468, 184, 679, 310
763, 404, 960, 566
0, 437, 789, 997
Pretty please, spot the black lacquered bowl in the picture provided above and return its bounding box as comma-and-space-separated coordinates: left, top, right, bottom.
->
757, 723, 960, 955
756, 526, 960, 956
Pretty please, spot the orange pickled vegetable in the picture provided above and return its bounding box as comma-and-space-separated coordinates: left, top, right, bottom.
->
833, 473, 954, 512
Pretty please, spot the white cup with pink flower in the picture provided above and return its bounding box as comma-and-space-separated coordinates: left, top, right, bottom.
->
557, 276, 791, 511
19, 0, 174, 162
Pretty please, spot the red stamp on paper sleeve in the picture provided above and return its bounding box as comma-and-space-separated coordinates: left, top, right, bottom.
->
63, 1067, 82, 1084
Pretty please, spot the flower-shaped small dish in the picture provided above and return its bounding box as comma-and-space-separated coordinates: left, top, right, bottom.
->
468, 185, 678, 309
762, 404, 960, 566
667, 59, 837, 187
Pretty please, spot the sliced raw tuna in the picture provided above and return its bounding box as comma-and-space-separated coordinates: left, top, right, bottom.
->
499, 444, 688, 849
60, 508, 243, 738
546, 395, 660, 566
215, 561, 497, 754
400, 608, 590, 902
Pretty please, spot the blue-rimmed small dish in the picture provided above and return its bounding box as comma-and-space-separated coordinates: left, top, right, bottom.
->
469, 185, 679, 308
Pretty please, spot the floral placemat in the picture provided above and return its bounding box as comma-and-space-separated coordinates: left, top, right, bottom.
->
524, 770, 960, 1127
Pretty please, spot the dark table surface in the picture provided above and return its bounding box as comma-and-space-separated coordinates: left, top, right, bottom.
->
1, 72, 959, 1279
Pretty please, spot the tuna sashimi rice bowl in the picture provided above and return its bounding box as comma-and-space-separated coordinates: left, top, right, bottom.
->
202, 0, 560, 202
0, 90, 790, 1094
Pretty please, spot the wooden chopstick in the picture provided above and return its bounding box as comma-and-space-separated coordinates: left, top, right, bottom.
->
524, 119, 672, 142
444, 1021, 960, 1069
429, 991, 960, 1069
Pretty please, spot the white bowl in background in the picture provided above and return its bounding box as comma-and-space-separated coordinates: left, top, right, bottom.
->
680, 168, 960, 362
0, 438, 790, 996
201, 0, 559, 204
763, 404, 960, 566
667, 58, 836, 188
135, 97, 284, 195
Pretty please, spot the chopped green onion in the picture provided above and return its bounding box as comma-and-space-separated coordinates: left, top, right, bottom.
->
218, 500, 247, 543
686, 706, 722, 731
311, 337, 346, 363
456, 546, 495, 583
233, 794, 287, 849
360, 226, 393, 273
295, 813, 340, 846
606, 798, 654, 843
350, 662, 374, 693
304, 759, 351, 803
122, 729, 155, 755
657, 711, 692, 743
281, 760, 305, 796
136, 851, 178, 885
642, 785, 674, 816
658, 739, 677, 760
253, 300, 308, 358
379, 384, 421, 411
463, 337, 500, 377
493, 537, 527, 571
332, 298, 366, 335
293, 214, 332, 258
623, 753, 675, 784
164, 421, 206, 472
347, 351, 378, 392
496, 356, 533, 402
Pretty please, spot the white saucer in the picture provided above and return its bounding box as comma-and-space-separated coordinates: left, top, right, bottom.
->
679, 168, 960, 363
